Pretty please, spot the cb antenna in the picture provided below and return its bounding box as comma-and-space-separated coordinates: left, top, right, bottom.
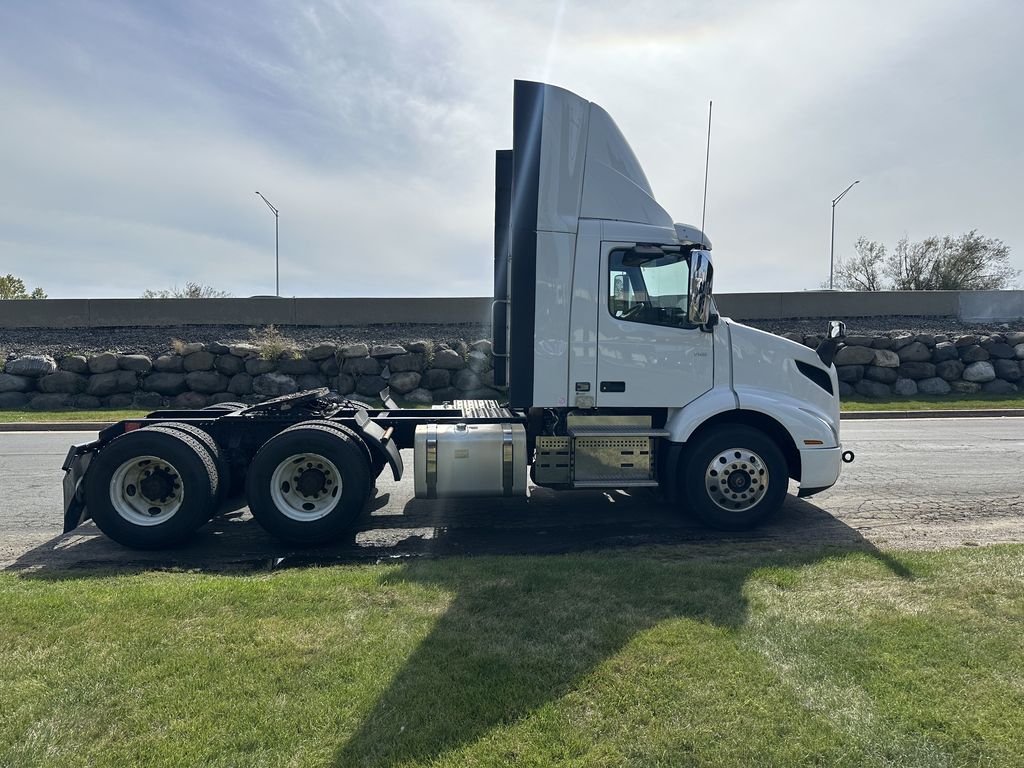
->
700, 100, 712, 249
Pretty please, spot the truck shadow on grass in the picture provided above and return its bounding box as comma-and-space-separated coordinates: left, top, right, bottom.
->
329, 510, 912, 767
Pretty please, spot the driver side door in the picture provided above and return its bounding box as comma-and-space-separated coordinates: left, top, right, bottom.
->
596, 242, 714, 407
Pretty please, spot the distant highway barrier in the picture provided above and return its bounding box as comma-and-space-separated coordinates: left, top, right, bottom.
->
0, 291, 1021, 329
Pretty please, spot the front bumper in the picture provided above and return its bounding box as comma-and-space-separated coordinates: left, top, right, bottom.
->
797, 445, 842, 498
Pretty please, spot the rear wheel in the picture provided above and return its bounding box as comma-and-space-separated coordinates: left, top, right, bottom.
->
246, 423, 371, 545
84, 427, 218, 548
679, 426, 787, 531
291, 420, 380, 497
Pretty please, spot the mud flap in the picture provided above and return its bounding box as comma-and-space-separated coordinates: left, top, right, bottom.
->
658, 441, 683, 503
61, 444, 96, 533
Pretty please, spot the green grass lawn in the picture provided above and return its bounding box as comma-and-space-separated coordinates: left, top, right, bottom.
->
2, 545, 1022, 767
0, 409, 148, 422
841, 392, 1024, 411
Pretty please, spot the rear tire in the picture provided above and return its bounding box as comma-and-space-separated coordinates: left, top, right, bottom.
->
84, 427, 218, 549
245, 423, 371, 545
679, 426, 787, 531
153, 422, 230, 513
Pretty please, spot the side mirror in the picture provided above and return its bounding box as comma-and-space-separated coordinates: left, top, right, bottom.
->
688, 250, 714, 327
817, 320, 847, 367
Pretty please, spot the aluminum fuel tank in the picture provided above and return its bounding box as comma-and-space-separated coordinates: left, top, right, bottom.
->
414, 423, 527, 498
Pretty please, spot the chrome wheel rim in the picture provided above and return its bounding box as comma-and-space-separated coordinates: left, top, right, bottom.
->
270, 452, 342, 521
705, 448, 769, 512
109, 455, 184, 526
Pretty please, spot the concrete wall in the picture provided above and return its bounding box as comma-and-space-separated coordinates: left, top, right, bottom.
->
958, 291, 1024, 323
714, 291, 963, 320
0, 297, 495, 329
1, 291, 1021, 328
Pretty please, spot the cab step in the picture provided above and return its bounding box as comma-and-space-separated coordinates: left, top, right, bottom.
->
567, 425, 670, 438
571, 478, 660, 488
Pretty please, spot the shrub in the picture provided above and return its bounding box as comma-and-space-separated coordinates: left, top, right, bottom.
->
249, 325, 297, 360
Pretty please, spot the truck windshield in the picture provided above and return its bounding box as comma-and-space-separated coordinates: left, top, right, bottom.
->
609, 249, 691, 328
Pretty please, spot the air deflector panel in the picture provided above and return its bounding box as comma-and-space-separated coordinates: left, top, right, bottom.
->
507, 81, 544, 407
492, 149, 512, 387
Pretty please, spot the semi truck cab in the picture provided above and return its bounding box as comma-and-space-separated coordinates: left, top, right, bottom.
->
60, 80, 847, 549
491, 81, 844, 523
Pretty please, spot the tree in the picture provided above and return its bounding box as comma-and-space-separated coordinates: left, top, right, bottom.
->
884, 235, 935, 291
893, 230, 1017, 291
832, 237, 886, 291
832, 231, 1018, 291
142, 281, 231, 298
0, 274, 47, 299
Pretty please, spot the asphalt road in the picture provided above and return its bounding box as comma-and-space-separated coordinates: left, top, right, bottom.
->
2, 418, 1022, 572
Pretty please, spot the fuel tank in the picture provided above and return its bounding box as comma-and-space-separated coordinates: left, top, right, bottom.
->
414, 423, 527, 498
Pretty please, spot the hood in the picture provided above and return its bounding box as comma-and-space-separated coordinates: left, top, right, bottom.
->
725, 318, 841, 427
727, 319, 830, 370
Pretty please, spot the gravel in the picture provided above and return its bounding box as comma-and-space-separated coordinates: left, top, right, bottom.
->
2, 316, 1023, 361
0, 323, 493, 360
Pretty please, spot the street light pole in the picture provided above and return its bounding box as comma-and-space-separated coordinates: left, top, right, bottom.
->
829, 180, 859, 290
255, 191, 280, 297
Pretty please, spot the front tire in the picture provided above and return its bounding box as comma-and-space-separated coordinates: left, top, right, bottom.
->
679, 426, 787, 531
245, 423, 371, 545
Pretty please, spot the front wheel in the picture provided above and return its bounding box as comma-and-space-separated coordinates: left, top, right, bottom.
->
679, 426, 788, 531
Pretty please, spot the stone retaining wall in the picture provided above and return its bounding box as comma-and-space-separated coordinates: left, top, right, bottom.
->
0, 339, 502, 411
787, 330, 1024, 397
1, 331, 1022, 410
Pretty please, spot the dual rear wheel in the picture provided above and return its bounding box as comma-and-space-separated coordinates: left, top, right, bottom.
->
245, 423, 372, 545
85, 422, 374, 549
84, 426, 220, 549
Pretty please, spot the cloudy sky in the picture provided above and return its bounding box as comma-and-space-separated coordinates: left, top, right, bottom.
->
1, 0, 1021, 298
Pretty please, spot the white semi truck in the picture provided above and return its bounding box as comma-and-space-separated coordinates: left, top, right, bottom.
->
61, 81, 852, 549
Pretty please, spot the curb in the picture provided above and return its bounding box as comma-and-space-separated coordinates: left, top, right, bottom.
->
2, 409, 1024, 432
0, 422, 112, 432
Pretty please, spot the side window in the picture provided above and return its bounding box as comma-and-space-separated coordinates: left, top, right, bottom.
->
608, 249, 691, 328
